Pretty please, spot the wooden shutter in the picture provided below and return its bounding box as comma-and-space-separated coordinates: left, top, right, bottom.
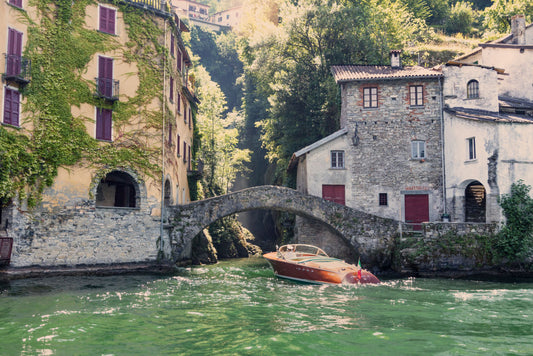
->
9, 0, 23, 8
4, 88, 20, 126
7, 28, 23, 76
100, 7, 115, 34
98, 56, 113, 97
96, 108, 112, 141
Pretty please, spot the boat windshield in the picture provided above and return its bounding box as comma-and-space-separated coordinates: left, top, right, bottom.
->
279, 244, 328, 257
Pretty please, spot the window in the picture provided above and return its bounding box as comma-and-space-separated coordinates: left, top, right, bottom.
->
3, 87, 20, 126
184, 101, 188, 123
170, 34, 175, 57
188, 145, 191, 171
188, 107, 192, 129
8, 0, 22, 8
7, 28, 23, 77
467, 137, 476, 160
183, 142, 187, 162
379, 193, 388, 206
99, 6, 116, 35
331, 150, 344, 169
363, 87, 378, 108
177, 93, 181, 113
467, 80, 479, 99
96, 107, 112, 141
97, 56, 113, 98
169, 77, 174, 102
177, 134, 181, 156
411, 140, 426, 159
322, 185, 345, 205
409, 85, 424, 106
168, 123, 172, 145
177, 49, 183, 72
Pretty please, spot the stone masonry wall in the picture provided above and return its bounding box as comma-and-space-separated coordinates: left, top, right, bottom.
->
342, 78, 444, 221
7, 198, 164, 268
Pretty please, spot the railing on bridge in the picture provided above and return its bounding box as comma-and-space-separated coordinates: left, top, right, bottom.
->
0, 237, 13, 266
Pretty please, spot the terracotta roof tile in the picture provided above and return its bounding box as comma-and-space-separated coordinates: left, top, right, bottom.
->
331, 65, 442, 82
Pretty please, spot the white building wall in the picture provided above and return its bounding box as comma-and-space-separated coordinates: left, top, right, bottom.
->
481, 46, 533, 101
442, 65, 499, 112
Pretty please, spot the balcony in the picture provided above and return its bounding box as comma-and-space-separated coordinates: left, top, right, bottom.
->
2, 54, 31, 85
95, 77, 119, 102
123, 0, 170, 14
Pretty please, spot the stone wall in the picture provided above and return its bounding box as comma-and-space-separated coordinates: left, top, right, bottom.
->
6, 198, 166, 268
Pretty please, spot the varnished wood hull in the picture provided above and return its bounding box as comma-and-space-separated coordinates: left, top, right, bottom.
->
263, 252, 380, 285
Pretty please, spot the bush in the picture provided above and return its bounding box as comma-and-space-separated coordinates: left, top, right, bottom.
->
445, 1, 475, 34
497, 180, 533, 263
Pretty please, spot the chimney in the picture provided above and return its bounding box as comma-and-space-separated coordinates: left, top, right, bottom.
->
390, 50, 402, 68
511, 14, 526, 45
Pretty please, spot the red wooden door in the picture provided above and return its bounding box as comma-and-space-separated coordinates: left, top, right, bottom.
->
7, 28, 23, 76
322, 185, 345, 205
405, 194, 429, 229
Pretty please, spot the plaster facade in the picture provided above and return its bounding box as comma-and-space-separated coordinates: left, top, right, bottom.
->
1, 0, 197, 267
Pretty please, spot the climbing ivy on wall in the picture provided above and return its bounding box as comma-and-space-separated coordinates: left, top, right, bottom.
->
0, 0, 175, 207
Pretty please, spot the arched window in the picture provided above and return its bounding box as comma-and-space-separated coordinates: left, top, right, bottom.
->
96, 171, 138, 208
164, 179, 172, 206
467, 80, 479, 99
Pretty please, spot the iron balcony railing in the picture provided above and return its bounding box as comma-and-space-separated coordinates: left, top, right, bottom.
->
95, 77, 120, 101
3, 54, 31, 84
123, 0, 169, 13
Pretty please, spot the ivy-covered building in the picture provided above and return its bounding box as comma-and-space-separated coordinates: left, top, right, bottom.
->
0, 0, 198, 268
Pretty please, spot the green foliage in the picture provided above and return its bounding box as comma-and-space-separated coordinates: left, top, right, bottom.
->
0, 0, 171, 207
483, 0, 533, 33
241, 0, 429, 185
497, 180, 533, 263
445, 1, 475, 34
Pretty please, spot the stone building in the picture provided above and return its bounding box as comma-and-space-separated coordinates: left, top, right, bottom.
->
442, 14, 533, 223
0, 0, 198, 268
291, 51, 445, 227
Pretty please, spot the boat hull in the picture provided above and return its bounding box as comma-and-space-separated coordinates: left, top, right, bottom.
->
263, 252, 380, 285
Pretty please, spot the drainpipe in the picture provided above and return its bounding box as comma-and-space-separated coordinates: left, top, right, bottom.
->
439, 76, 447, 217
160, 18, 167, 254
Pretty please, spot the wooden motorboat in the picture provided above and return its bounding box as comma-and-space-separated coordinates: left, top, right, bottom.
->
263, 244, 380, 285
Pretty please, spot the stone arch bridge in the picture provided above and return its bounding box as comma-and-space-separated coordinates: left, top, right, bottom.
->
165, 185, 399, 268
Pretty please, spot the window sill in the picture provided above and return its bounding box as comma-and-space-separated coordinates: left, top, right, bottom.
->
97, 138, 113, 143
465, 159, 477, 164
362, 107, 378, 110
95, 205, 140, 211
329, 167, 346, 170
7, 2, 24, 10
97, 30, 117, 36
1, 122, 21, 129
409, 105, 425, 109
464, 97, 480, 100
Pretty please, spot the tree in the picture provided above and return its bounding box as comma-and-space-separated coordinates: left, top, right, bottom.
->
483, 0, 533, 34
497, 180, 533, 263
445, 1, 475, 34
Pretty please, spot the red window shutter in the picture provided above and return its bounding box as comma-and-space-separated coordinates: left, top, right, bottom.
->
322, 185, 345, 205
404, 194, 429, 230
108, 8, 116, 34
96, 108, 112, 141
4, 88, 20, 126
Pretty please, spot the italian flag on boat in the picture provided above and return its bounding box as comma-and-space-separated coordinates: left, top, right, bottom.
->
357, 258, 362, 280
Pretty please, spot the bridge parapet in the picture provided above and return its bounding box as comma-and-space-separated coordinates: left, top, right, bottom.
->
165, 185, 399, 268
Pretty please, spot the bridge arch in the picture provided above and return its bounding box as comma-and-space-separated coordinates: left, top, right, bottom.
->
165, 186, 398, 268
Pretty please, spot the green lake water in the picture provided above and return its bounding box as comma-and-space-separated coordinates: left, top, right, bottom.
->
1, 257, 532, 355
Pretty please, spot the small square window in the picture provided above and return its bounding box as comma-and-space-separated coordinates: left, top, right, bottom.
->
411, 140, 426, 159
379, 193, 388, 206
363, 87, 378, 108
331, 150, 344, 169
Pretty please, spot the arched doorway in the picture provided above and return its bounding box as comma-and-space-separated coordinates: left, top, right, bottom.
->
96, 171, 138, 208
164, 179, 172, 206
465, 181, 486, 222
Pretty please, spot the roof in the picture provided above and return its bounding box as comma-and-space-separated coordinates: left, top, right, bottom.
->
331, 65, 442, 83
499, 96, 533, 109
445, 107, 533, 124
288, 128, 348, 170
445, 61, 505, 74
